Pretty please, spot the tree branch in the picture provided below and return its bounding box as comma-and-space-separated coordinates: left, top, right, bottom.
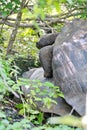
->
6, 0, 26, 55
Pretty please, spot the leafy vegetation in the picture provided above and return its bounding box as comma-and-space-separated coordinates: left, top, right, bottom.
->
0, 55, 64, 130
0, 0, 87, 129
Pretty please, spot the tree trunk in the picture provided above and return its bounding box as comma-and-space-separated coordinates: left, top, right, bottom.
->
6, 0, 25, 55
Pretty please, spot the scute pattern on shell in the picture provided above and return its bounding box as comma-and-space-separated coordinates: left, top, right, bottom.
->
53, 19, 87, 116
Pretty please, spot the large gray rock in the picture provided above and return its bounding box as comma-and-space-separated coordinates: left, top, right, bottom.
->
36, 33, 58, 49
22, 67, 72, 116
53, 19, 87, 116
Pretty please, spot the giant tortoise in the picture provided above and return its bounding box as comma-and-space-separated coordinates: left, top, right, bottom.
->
36, 19, 87, 116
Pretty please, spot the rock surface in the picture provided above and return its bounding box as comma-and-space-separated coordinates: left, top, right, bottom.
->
53, 19, 87, 116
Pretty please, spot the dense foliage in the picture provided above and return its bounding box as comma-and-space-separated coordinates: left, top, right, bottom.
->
0, 0, 87, 17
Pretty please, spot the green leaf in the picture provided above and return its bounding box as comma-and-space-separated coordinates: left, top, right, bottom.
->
30, 98, 33, 104
19, 108, 25, 115
0, 111, 6, 118
66, 0, 73, 4
0, 125, 5, 130
22, 8, 28, 13
54, 1, 61, 13
44, 82, 54, 88
58, 93, 64, 98
1, 11, 8, 17
1, 119, 9, 126
35, 97, 42, 101
15, 103, 23, 109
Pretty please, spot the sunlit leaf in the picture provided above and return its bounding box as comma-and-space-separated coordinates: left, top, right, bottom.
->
66, 0, 73, 4
0, 111, 6, 118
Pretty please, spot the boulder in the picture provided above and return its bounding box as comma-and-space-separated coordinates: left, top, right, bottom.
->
52, 19, 87, 116
22, 67, 72, 116
36, 33, 58, 49
39, 45, 53, 78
